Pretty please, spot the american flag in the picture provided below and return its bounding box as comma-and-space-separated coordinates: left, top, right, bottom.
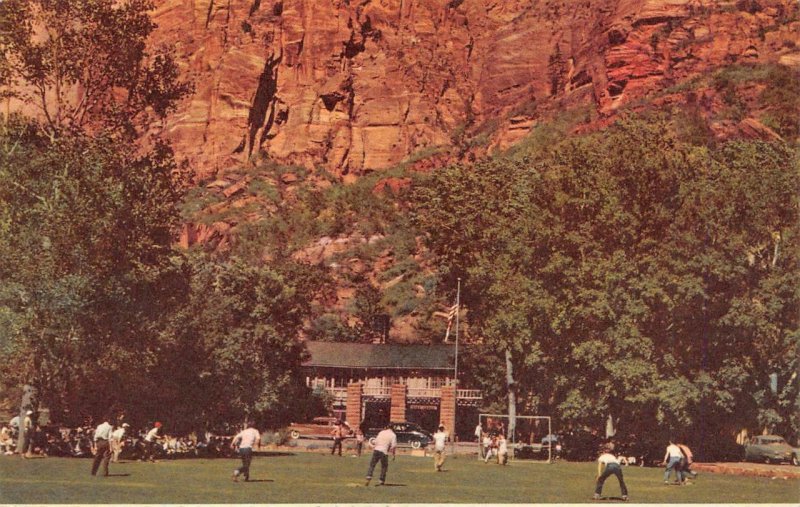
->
444, 303, 458, 342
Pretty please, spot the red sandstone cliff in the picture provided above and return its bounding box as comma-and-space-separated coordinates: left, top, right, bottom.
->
149, 0, 799, 180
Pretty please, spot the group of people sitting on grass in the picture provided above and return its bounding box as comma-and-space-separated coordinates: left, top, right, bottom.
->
0, 419, 238, 460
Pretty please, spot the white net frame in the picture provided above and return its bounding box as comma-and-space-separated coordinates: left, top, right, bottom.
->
477, 413, 553, 463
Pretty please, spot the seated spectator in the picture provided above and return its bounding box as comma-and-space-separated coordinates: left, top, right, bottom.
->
0, 424, 15, 454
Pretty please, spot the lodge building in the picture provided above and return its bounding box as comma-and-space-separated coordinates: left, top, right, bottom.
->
302, 341, 482, 439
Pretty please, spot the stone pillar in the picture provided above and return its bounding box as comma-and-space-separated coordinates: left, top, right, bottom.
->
389, 384, 407, 422
439, 386, 456, 437
346, 383, 363, 428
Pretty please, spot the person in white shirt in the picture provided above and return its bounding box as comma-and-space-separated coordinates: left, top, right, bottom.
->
365, 424, 397, 486
474, 423, 483, 457
91, 416, 114, 477
594, 445, 628, 500
483, 434, 497, 463
142, 422, 163, 462
432, 425, 448, 471
231, 422, 261, 482
110, 423, 129, 462
662, 440, 684, 484
497, 434, 509, 465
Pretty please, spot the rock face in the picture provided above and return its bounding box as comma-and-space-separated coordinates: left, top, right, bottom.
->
149, 0, 799, 179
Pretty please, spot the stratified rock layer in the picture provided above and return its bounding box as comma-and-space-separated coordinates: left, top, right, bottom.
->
149, 0, 799, 179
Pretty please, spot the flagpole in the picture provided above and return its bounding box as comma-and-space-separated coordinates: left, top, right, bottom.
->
452, 278, 461, 452
454, 277, 461, 388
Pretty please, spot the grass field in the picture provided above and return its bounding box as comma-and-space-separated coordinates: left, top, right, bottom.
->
0, 452, 798, 504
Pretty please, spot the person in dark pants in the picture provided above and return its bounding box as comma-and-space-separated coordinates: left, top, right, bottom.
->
91, 416, 113, 477
677, 442, 698, 483
141, 422, 163, 462
231, 422, 260, 482
355, 429, 364, 457
365, 424, 397, 486
331, 421, 346, 456
593, 445, 628, 501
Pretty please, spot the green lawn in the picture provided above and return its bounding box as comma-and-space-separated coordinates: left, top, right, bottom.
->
0, 453, 797, 504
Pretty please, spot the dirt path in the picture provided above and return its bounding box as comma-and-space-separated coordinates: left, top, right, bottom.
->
693, 462, 800, 479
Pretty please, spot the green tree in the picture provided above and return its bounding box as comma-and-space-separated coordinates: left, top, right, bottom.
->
0, 0, 190, 138
0, 117, 186, 423
413, 115, 799, 456
157, 254, 324, 429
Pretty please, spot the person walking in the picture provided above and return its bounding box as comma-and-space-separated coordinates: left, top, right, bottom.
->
231, 421, 261, 482
331, 421, 346, 457
593, 445, 629, 501
142, 422, 163, 462
432, 425, 448, 472
662, 440, 683, 484
91, 416, 113, 477
365, 423, 397, 486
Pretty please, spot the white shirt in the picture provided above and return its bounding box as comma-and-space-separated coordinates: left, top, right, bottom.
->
94, 422, 113, 441
372, 429, 397, 453
433, 431, 448, 451
598, 452, 619, 465
145, 427, 160, 442
474, 425, 482, 438
111, 427, 126, 441
498, 438, 508, 455
665, 444, 682, 459
235, 428, 260, 449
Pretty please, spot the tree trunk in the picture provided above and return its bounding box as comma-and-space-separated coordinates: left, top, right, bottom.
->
505, 349, 516, 440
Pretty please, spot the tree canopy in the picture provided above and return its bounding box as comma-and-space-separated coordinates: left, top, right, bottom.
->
0, 0, 190, 137
413, 116, 799, 456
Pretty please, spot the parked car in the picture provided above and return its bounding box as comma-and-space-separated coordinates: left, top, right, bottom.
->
744, 435, 799, 465
365, 422, 432, 449
287, 417, 352, 440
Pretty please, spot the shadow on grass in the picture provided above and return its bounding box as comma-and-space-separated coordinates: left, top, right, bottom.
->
376, 483, 406, 487
244, 479, 274, 483
256, 452, 296, 457
105, 474, 131, 477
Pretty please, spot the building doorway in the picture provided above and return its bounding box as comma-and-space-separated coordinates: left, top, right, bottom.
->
362, 399, 390, 431
407, 402, 440, 433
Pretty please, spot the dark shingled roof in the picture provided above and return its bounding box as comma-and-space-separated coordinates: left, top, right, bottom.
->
303, 341, 456, 370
